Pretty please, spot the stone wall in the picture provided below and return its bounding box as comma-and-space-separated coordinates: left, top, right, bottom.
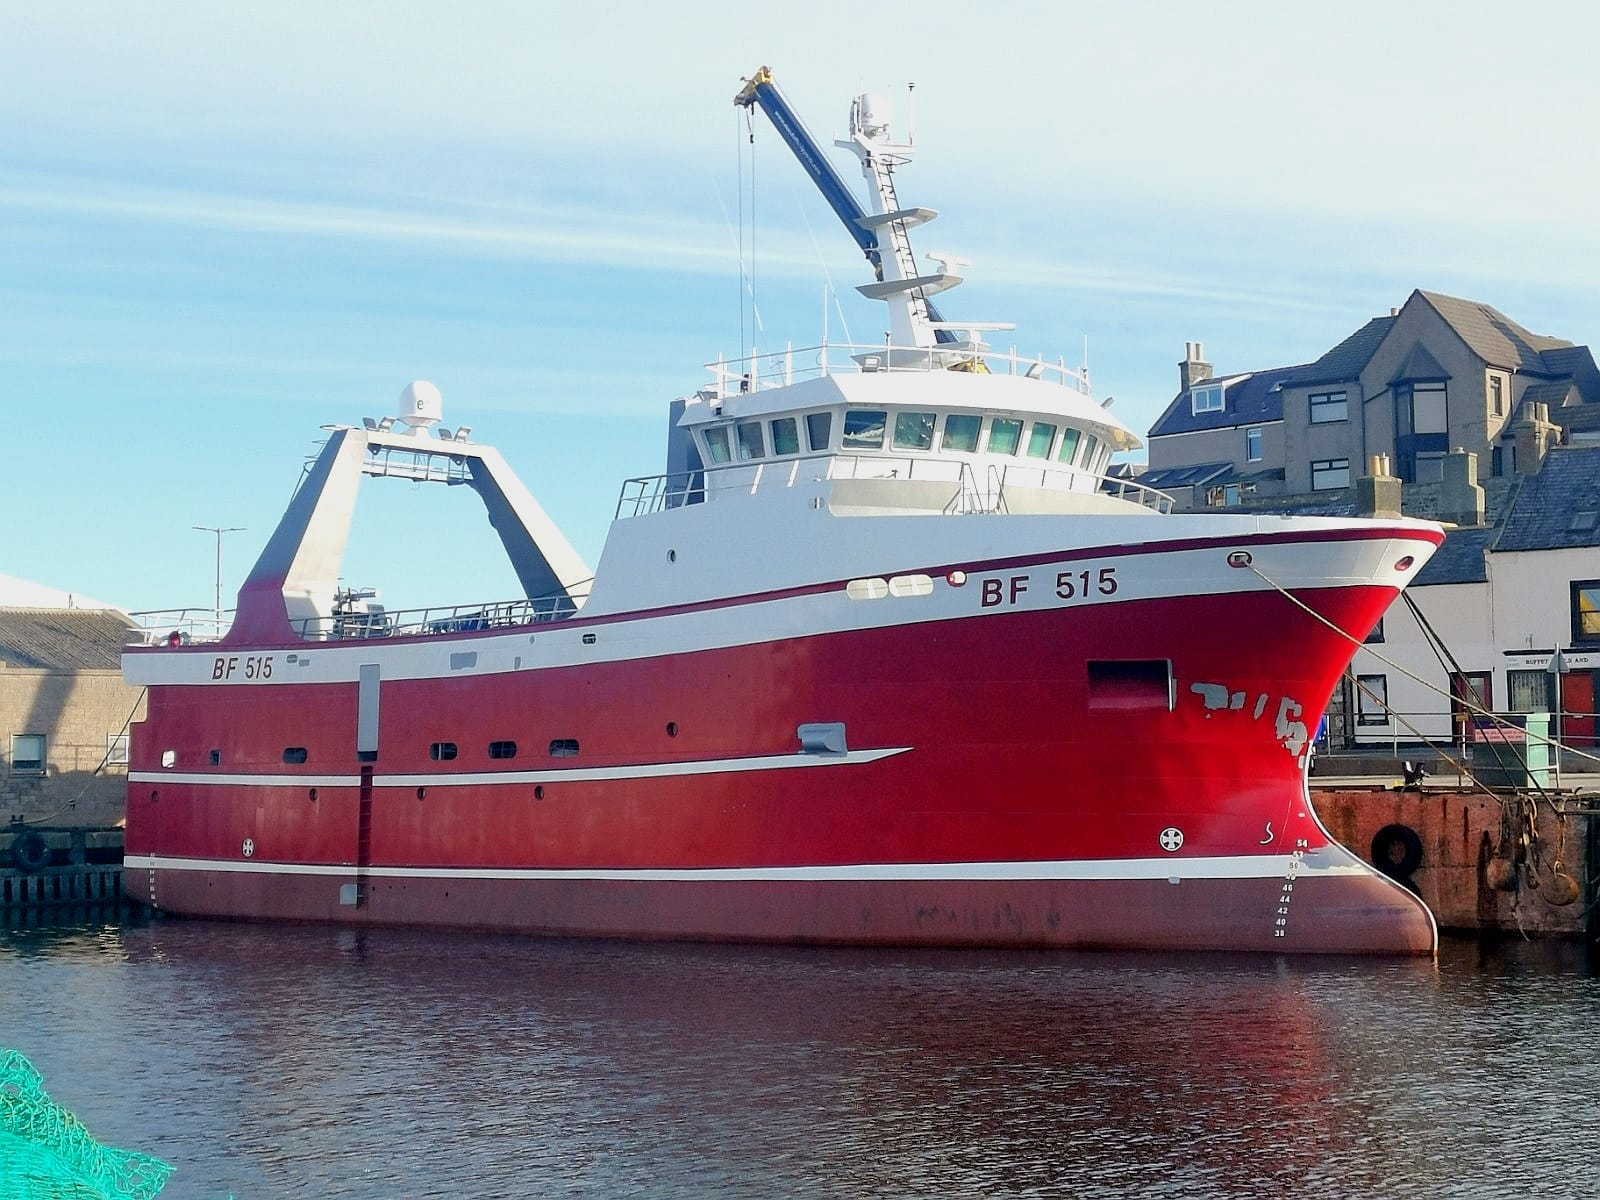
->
1, 668, 145, 826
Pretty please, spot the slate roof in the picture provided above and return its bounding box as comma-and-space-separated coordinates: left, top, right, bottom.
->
1288, 316, 1397, 387
0, 609, 136, 671
1389, 343, 1450, 384
1492, 447, 1600, 552
1413, 527, 1494, 586
1418, 291, 1574, 372
1520, 380, 1578, 408
1137, 462, 1233, 490
1147, 364, 1301, 439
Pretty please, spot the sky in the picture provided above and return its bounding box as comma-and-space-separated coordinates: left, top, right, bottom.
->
6, 0, 1600, 617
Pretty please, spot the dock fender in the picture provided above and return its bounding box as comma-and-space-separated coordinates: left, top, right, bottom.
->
1371, 823, 1423, 881
10, 830, 50, 873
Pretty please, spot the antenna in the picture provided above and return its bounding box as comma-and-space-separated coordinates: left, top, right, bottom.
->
907, 81, 917, 146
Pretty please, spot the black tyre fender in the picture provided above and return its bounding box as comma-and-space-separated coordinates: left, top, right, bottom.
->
10, 830, 50, 873
1371, 823, 1423, 880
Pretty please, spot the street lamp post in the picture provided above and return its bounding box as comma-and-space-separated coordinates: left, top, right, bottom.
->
194, 525, 244, 638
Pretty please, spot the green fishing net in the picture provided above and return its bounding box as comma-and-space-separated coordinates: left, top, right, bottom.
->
0, 1049, 172, 1199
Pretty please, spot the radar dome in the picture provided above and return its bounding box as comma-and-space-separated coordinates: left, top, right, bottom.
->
398, 380, 442, 433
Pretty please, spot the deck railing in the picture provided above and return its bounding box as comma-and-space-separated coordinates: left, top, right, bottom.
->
703, 340, 1093, 397
615, 454, 1174, 520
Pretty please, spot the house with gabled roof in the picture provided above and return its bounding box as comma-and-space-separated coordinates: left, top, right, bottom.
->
1343, 444, 1600, 761
1146, 290, 1600, 508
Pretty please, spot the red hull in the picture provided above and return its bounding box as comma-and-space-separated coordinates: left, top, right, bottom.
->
124, 570, 1438, 955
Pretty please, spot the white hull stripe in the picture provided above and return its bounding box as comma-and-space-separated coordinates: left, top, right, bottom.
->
128, 747, 910, 789
125, 852, 1374, 883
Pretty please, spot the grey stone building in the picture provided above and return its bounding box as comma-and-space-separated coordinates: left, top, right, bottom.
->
1142, 289, 1600, 508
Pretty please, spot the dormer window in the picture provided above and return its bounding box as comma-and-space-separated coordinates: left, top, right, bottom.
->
1191, 385, 1224, 414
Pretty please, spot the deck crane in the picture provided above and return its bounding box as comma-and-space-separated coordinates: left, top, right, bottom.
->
734, 66, 1012, 365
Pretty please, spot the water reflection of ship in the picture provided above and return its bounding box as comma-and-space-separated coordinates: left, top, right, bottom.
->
107, 924, 1445, 1193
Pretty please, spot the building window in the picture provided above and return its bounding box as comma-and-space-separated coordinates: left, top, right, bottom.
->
1311, 458, 1351, 490
1191, 385, 1224, 414
1507, 669, 1553, 713
1489, 375, 1504, 417
1309, 391, 1348, 423
10, 734, 45, 774
1245, 426, 1263, 462
107, 733, 130, 766
1356, 675, 1389, 726
1573, 579, 1600, 644
1398, 382, 1447, 435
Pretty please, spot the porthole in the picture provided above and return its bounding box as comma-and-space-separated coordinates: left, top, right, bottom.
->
416, 787, 427, 800
309, 788, 319, 802
534, 785, 546, 800
668, 549, 677, 563
208, 749, 222, 766
549, 739, 579, 758
666, 722, 678, 738
282, 747, 308, 765
429, 742, 458, 762
488, 740, 518, 760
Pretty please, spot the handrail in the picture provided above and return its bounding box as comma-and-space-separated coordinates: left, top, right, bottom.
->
615, 453, 1174, 520
704, 339, 1091, 399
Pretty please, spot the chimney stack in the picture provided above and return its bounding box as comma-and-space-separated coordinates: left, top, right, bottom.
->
1439, 449, 1485, 527
1355, 454, 1402, 519
1179, 341, 1212, 393
1514, 401, 1561, 476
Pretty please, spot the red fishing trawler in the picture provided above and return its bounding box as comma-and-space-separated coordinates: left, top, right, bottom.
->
122, 69, 1443, 954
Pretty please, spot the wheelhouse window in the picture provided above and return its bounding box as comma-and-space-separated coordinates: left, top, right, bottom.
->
1311, 457, 1350, 490
735, 421, 765, 460
1573, 579, 1600, 644
1026, 421, 1057, 459
703, 426, 731, 464
842, 410, 887, 450
941, 414, 981, 453
1191, 385, 1224, 414
1080, 435, 1101, 472
892, 411, 936, 451
1309, 391, 1348, 423
988, 418, 1023, 456
805, 411, 833, 451
1245, 426, 1263, 462
1055, 427, 1081, 465
1355, 675, 1389, 726
770, 417, 800, 457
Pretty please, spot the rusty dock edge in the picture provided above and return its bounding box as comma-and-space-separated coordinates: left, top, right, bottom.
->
1315, 785, 1598, 939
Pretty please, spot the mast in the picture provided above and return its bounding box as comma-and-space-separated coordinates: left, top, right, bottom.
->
734, 66, 961, 351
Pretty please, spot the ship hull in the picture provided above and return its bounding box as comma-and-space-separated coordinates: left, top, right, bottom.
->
123, 530, 1441, 955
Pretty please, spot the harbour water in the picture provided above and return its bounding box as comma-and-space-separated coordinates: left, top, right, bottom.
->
3, 914, 1599, 1199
